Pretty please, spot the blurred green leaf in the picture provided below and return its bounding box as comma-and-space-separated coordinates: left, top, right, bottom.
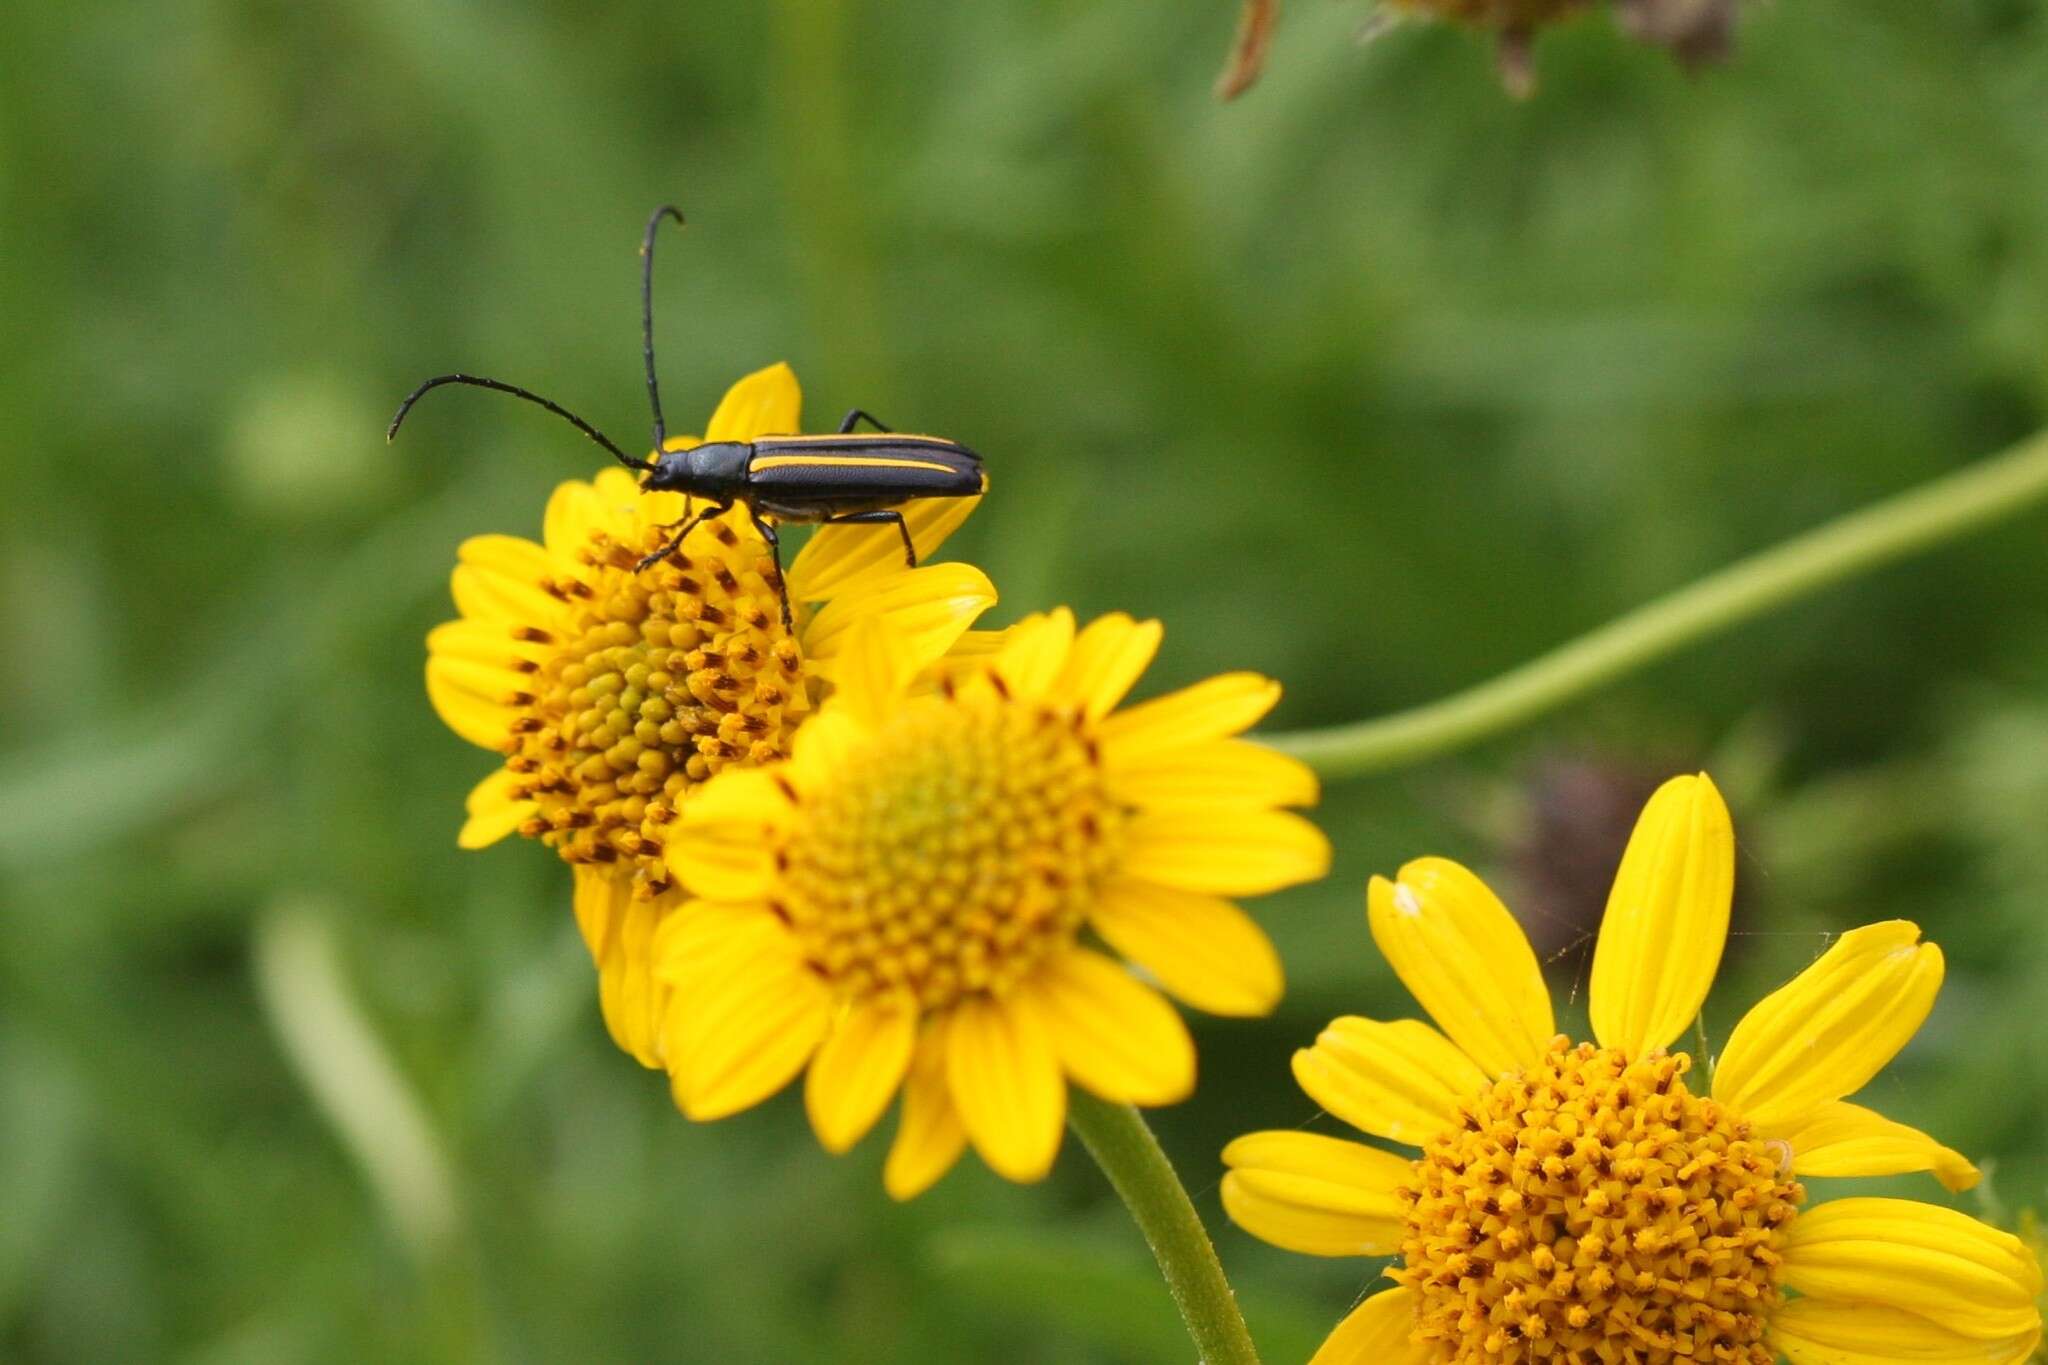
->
929, 1223, 1328, 1364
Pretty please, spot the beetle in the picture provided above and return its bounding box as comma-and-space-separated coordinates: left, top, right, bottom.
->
388, 205, 987, 627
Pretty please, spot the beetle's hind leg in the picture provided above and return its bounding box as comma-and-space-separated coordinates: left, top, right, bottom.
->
823, 509, 916, 568
836, 408, 893, 434
749, 513, 794, 630
636, 502, 728, 572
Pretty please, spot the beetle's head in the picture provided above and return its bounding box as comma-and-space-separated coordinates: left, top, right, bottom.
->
641, 440, 750, 498
641, 443, 698, 493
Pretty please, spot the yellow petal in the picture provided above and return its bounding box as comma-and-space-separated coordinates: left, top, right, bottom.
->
1056, 613, 1163, 719
652, 900, 781, 989
942, 627, 1006, 661
426, 618, 549, 669
704, 361, 801, 442
1366, 861, 1554, 1078
1310, 1288, 1428, 1365
657, 907, 789, 1034
993, 608, 1075, 700
636, 486, 693, 533
450, 535, 559, 624
572, 865, 625, 961
1779, 1197, 2042, 1341
664, 768, 791, 901
1105, 738, 1319, 810
459, 531, 553, 582
1292, 1017, 1487, 1148
670, 934, 831, 1121
542, 477, 607, 557
1121, 808, 1331, 896
1711, 921, 1945, 1129
425, 654, 531, 706
590, 465, 644, 507
594, 890, 670, 1068
1023, 949, 1194, 1106
801, 561, 997, 676
787, 709, 869, 782
885, 1026, 966, 1200
805, 1000, 917, 1154
944, 994, 1065, 1183
1219, 1131, 1410, 1257
570, 870, 675, 1068
786, 495, 983, 601
1097, 673, 1282, 762
1770, 1296, 2040, 1365
1588, 773, 1734, 1057
1771, 1100, 1979, 1193
424, 658, 516, 749
823, 617, 918, 731
1090, 878, 1283, 1017
457, 768, 533, 849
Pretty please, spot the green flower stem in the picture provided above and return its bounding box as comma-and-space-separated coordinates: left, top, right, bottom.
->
1067, 1091, 1262, 1365
1269, 426, 2048, 780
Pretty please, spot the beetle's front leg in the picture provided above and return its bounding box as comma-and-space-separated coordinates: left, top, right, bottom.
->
635, 502, 728, 572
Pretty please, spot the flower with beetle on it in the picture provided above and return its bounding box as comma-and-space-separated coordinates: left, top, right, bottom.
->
424, 363, 995, 1066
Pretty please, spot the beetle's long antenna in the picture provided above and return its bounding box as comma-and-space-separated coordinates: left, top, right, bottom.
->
640, 205, 687, 445
388, 373, 650, 471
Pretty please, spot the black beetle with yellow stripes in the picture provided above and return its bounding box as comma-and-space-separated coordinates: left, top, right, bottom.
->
388, 204, 987, 628
637, 411, 986, 585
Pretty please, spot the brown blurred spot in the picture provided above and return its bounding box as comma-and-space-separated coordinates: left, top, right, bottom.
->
1612, 0, 1740, 69
1509, 757, 1664, 958
1215, 0, 1281, 101
1507, 754, 1756, 968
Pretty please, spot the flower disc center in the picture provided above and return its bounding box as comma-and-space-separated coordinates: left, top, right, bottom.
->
1398, 1039, 1801, 1364
780, 693, 1121, 1010
507, 517, 805, 895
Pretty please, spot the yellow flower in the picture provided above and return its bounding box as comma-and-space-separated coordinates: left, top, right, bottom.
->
659, 609, 1331, 1196
424, 363, 996, 1067
1223, 773, 2043, 1365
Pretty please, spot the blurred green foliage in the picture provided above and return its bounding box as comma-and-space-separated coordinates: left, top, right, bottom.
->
3, 0, 2047, 1359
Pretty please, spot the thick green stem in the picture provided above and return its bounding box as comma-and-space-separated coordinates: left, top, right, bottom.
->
1269, 427, 2048, 779
1067, 1091, 1262, 1365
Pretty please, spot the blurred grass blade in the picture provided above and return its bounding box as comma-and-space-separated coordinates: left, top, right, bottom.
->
0, 474, 495, 875
0, 1032, 84, 1323
252, 902, 460, 1264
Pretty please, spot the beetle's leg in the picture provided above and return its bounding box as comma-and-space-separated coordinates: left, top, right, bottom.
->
823, 509, 916, 568
748, 513, 794, 629
836, 408, 894, 434
635, 502, 728, 572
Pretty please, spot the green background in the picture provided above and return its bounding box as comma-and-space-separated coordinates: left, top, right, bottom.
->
3, 0, 2046, 1359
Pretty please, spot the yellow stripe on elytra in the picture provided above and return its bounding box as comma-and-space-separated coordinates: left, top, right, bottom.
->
750, 454, 962, 474
767, 433, 952, 445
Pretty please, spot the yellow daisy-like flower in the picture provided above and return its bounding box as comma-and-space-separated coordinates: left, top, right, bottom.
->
659, 609, 1331, 1197
424, 363, 996, 1067
1224, 773, 2043, 1365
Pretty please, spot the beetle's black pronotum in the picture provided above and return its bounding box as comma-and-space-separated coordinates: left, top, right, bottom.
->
388, 205, 987, 627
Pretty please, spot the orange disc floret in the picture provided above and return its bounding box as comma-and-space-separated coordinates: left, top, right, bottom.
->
1396, 1037, 1801, 1364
